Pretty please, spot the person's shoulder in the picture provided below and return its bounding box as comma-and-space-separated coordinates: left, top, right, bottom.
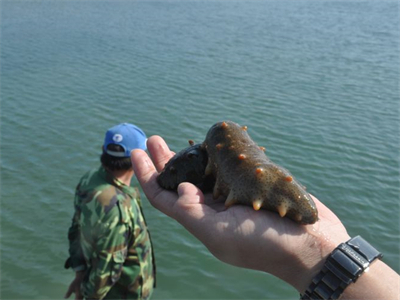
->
94, 184, 132, 216
76, 167, 101, 189
74, 168, 99, 202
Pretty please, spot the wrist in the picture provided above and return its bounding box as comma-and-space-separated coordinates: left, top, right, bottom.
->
300, 235, 384, 300
287, 229, 350, 293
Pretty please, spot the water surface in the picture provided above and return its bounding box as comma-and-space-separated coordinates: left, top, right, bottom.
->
1, 0, 399, 299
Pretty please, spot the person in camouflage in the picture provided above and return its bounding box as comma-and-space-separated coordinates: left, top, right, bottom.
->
65, 123, 155, 300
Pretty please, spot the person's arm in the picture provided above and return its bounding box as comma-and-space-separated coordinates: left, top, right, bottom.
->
65, 196, 86, 299
67, 209, 87, 272
81, 203, 128, 300
341, 260, 400, 300
131, 135, 400, 300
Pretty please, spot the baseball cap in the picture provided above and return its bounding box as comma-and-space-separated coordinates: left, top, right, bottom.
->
103, 123, 147, 157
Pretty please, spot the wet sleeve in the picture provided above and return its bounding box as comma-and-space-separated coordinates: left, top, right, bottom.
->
67, 208, 87, 272
82, 205, 129, 300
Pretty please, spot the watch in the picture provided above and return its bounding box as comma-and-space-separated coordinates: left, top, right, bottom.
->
300, 235, 383, 300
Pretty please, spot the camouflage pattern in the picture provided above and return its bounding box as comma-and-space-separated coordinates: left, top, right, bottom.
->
67, 166, 155, 300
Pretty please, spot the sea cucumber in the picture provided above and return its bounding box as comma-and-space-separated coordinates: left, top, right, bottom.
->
157, 121, 318, 224
157, 140, 214, 193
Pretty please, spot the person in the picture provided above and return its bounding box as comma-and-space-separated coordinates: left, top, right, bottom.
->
65, 123, 156, 300
130, 135, 400, 300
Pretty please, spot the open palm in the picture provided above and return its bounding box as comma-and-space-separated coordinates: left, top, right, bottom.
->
131, 135, 349, 292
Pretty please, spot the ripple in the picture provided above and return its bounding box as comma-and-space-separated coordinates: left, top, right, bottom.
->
2, 1, 399, 299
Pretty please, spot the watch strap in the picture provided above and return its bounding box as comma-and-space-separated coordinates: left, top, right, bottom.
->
301, 235, 382, 300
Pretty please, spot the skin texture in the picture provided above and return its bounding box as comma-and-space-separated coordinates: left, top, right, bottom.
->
158, 121, 318, 224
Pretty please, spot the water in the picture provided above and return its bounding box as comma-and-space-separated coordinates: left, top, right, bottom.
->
1, 0, 399, 299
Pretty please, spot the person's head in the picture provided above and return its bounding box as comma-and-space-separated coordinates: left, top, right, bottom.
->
100, 123, 147, 171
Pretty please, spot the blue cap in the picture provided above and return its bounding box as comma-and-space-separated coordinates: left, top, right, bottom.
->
103, 123, 147, 157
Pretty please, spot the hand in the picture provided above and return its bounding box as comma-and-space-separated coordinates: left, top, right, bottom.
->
64, 271, 84, 300
131, 136, 350, 293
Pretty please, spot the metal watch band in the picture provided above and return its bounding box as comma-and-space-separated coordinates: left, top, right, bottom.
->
300, 235, 383, 300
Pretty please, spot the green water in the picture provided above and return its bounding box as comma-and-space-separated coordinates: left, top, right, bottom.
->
1, 0, 399, 299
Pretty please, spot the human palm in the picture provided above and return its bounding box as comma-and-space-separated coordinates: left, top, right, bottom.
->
131, 135, 349, 292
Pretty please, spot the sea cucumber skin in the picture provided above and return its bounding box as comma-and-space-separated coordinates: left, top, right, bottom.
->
204, 121, 318, 225
157, 142, 214, 192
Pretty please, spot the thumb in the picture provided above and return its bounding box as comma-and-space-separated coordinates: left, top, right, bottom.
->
173, 182, 209, 224
177, 182, 205, 205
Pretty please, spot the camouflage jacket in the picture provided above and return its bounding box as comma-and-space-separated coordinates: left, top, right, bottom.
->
66, 166, 155, 300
